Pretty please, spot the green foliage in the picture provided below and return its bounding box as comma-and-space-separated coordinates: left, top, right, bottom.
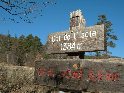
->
96, 15, 118, 56
0, 34, 43, 66
43, 53, 51, 59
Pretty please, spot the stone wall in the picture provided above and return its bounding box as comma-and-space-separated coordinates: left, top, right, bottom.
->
0, 58, 124, 93
0, 63, 53, 93
35, 58, 124, 93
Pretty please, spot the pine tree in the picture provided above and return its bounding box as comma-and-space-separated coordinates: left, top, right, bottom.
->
33, 36, 43, 52
6, 31, 13, 51
16, 35, 26, 66
25, 34, 34, 53
96, 15, 118, 57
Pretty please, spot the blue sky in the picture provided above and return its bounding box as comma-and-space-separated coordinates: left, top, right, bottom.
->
0, 0, 124, 58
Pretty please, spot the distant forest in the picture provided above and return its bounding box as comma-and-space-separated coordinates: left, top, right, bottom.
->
0, 33, 44, 66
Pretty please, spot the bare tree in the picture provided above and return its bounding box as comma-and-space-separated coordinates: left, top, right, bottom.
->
0, 0, 56, 23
